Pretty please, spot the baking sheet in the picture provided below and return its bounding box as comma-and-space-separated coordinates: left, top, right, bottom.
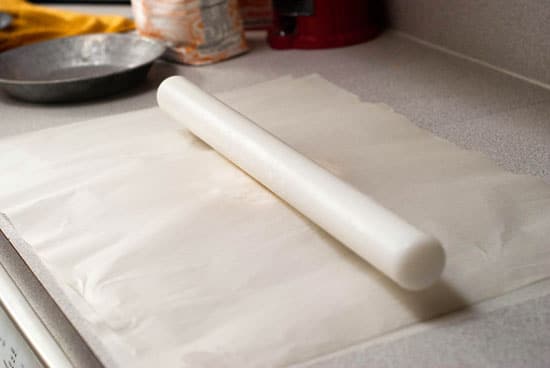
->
1, 75, 550, 367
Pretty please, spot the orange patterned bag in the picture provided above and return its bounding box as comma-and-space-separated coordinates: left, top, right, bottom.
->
131, 0, 248, 65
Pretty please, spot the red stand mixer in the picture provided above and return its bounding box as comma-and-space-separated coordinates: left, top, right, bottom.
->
267, 0, 383, 49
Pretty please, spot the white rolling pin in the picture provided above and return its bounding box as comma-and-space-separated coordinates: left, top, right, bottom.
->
157, 76, 446, 290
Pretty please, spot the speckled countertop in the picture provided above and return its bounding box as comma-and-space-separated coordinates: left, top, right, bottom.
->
1, 5, 549, 367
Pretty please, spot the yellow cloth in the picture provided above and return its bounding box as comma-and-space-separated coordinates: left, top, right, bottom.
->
0, 0, 134, 52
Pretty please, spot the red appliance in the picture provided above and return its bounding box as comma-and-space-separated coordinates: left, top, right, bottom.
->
268, 0, 382, 49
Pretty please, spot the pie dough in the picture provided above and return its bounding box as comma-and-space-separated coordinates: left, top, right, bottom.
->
1, 75, 549, 367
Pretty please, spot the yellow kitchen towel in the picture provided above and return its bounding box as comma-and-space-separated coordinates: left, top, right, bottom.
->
0, 0, 134, 52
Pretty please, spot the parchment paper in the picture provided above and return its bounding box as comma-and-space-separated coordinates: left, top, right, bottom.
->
1, 75, 549, 367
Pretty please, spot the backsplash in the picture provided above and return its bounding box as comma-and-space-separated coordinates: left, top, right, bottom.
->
387, 0, 550, 87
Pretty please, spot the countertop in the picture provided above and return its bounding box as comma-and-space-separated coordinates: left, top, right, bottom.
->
1, 5, 550, 367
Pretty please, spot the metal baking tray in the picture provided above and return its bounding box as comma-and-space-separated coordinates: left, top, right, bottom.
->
0, 215, 105, 367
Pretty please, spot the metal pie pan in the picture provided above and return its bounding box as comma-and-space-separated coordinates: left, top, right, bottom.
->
0, 33, 166, 103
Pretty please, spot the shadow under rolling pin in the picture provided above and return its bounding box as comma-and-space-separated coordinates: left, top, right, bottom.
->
157, 76, 445, 291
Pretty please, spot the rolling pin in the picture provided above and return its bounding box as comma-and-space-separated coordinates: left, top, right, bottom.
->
157, 76, 445, 290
